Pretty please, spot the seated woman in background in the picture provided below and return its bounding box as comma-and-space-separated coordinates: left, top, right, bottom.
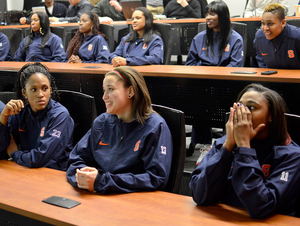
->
0, 63, 74, 171
14, 12, 66, 62
253, 3, 300, 69
185, 0, 244, 160
190, 83, 300, 219
163, 0, 201, 19
109, 7, 164, 66
0, 32, 12, 61
66, 12, 110, 63
67, 66, 173, 193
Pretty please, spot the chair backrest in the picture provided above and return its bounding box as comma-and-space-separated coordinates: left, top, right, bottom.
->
198, 21, 247, 66
153, 23, 172, 65
51, 26, 65, 43
100, 23, 115, 52
198, 0, 208, 18
152, 104, 186, 194
286, 19, 300, 28
0, 28, 23, 58
58, 90, 97, 145
0, 91, 17, 104
286, 113, 300, 146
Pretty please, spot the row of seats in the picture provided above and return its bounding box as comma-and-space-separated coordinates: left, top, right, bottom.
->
0, 90, 186, 194
0, 23, 173, 64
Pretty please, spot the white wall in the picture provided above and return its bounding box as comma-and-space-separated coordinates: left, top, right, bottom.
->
207, 0, 300, 17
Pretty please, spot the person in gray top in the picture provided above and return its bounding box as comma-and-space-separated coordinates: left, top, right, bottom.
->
49, 0, 94, 23
92, 0, 125, 21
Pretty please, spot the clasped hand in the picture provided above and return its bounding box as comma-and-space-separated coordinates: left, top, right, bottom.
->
76, 167, 98, 191
223, 102, 265, 152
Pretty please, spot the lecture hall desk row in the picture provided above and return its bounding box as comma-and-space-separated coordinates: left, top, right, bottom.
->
1, 17, 299, 58
1, 160, 300, 225
0, 62, 300, 128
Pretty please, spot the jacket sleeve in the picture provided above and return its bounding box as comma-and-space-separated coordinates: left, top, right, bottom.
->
226, 35, 244, 67
189, 137, 234, 205
94, 121, 173, 193
253, 36, 267, 68
0, 122, 11, 159
0, 33, 12, 61
244, 0, 255, 18
49, 35, 66, 62
231, 145, 300, 219
126, 36, 164, 65
91, 1, 103, 16
66, 129, 99, 187
10, 111, 74, 168
185, 37, 201, 65
94, 37, 110, 63
184, 1, 201, 18
60, 4, 94, 22
109, 37, 126, 63
13, 38, 26, 62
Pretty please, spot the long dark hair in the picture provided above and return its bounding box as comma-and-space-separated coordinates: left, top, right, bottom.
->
236, 83, 288, 145
205, 0, 232, 62
24, 12, 51, 53
15, 62, 59, 102
67, 11, 107, 58
124, 7, 159, 45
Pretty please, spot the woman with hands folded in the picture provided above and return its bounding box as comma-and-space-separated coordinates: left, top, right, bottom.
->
190, 83, 300, 219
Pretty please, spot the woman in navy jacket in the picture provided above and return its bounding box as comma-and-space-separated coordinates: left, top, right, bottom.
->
67, 66, 173, 193
185, 0, 244, 158
14, 12, 66, 62
109, 7, 164, 66
0, 63, 74, 171
66, 12, 110, 63
190, 83, 300, 219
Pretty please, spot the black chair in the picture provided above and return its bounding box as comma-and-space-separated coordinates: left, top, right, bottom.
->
0, 28, 23, 58
154, 23, 172, 65
58, 90, 97, 145
152, 104, 186, 194
286, 113, 300, 146
286, 19, 300, 28
100, 23, 115, 52
198, 21, 247, 66
0, 91, 17, 104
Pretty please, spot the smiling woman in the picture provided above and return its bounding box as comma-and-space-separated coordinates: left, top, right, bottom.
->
67, 66, 173, 194
109, 7, 164, 66
0, 63, 74, 171
253, 3, 300, 69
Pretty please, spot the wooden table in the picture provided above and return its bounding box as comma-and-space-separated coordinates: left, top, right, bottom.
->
0, 62, 300, 127
0, 160, 299, 225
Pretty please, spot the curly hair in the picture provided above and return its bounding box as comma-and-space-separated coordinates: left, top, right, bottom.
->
14, 62, 59, 102
67, 11, 107, 58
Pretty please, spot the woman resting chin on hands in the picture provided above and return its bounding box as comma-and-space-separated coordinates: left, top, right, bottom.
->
190, 83, 300, 219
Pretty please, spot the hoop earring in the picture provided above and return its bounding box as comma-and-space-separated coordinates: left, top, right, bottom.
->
91, 26, 93, 32
39, 27, 44, 35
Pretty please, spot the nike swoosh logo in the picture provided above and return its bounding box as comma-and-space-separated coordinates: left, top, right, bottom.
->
262, 53, 268, 56
19, 128, 27, 132
99, 141, 109, 145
